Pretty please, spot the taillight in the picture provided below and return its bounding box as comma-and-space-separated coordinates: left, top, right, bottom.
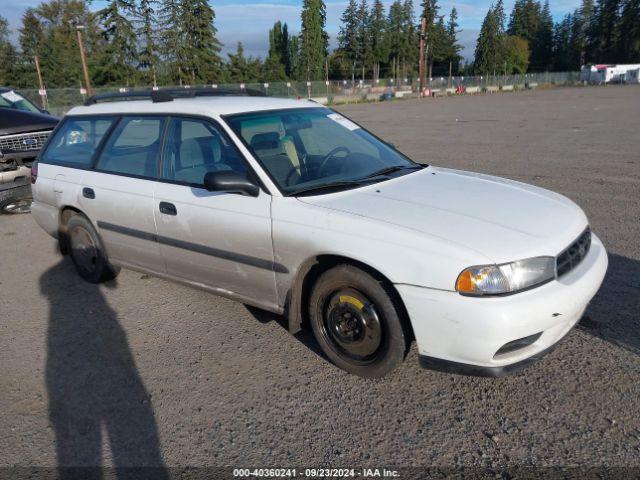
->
30, 162, 38, 184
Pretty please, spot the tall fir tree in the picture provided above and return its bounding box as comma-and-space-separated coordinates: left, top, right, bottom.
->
137, 0, 159, 84
446, 8, 463, 74
182, 0, 223, 83
474, 3, 505, 75
0, 16, 19, 87
356, 0, 371, 77
263, 21, 288, 81
531, 0, 553, 70
299, 0, 328, 81
369, 0, 388, 80
338, 0, 359, 63
587, 0, 622, 62
616, 0, 640, 61
18, 9, 45, 88
97, 0, 138, 85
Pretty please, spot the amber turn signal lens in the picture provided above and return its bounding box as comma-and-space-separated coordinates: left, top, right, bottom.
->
456, 270, 475, 293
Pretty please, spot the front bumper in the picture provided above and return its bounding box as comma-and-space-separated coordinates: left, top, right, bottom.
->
397, 233, 608, 376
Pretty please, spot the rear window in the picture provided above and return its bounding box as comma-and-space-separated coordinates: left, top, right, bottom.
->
41, 116, 115, 167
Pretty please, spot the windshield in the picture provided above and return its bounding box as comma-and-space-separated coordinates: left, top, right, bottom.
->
225, 107, 420, 195
0, 90, 41, 113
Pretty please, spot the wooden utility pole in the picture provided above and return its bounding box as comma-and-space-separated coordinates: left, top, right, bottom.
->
418, 17, 427, 97
34, 54, 48, 110
75, 25, 93, 96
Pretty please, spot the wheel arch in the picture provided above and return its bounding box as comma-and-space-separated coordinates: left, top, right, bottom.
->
285, 254, 413, 341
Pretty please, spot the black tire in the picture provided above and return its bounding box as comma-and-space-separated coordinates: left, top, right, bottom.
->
0, 184, 32, 214
309, 264, 410, 378
66, 214, 120, 283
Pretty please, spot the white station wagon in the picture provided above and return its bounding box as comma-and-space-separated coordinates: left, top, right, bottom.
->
31, 89, 608, 377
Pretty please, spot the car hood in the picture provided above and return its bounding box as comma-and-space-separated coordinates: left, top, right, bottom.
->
298, 166, 589, 264
0, 109, 59, 136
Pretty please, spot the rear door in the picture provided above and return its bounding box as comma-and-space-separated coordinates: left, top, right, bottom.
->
80, 115, 166, 273
152, 116, 278, 308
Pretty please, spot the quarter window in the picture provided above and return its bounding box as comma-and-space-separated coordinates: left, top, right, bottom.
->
41, 116, 115, 167
161, 117, 247, 186
96, 116, 165, 178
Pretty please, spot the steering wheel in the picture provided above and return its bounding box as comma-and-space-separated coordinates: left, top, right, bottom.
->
317, 147, 351, 177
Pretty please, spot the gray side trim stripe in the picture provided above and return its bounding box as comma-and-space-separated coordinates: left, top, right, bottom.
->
97, 221, 288, 274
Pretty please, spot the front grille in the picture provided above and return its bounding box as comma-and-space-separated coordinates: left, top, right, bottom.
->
556, 228, 591, 277
0, 130, 51, 153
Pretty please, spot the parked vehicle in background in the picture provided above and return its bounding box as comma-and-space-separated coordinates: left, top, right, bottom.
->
31, 89, 608, 378
0, 88, 58, 214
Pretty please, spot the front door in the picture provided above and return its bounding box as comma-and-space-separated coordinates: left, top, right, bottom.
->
152, 116, 278, 308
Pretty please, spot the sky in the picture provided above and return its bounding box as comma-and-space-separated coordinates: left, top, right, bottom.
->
2, 0, 583, 61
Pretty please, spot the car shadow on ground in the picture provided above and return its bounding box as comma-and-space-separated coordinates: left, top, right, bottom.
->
578, 253, 640, 356
244, 306, 327, 360
40, 259, 168, 479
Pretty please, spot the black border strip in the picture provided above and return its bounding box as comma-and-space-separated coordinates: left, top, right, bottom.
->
97, 221, 288, 274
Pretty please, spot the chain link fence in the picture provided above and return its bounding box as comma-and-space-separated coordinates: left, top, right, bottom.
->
18, 71, 585, 116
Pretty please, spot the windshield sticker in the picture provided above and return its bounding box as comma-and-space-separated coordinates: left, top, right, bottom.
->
327, 113, 360, 131
1, 90, 24, 103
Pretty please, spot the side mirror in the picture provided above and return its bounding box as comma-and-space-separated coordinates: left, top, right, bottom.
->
203, 171, 260, 197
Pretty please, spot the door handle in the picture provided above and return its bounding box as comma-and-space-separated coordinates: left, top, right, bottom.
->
159, 201, 177, 216
82, 187, 95, 199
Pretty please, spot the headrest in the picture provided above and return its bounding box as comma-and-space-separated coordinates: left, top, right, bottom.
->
250, 132, 280, 150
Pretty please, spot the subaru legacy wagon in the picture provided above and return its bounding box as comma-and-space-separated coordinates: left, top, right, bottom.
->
31, 89, 608, 378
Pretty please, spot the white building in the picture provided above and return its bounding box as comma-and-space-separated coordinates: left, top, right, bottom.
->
582, 64, 640, 84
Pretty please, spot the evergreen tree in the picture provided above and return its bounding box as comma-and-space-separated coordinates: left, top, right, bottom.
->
299, 0, 328, 80
401, 0, 417, 76
338, 0, 359, 64
531, 0, 553, 70
0, 16, 19, 86
552, 13, 574, 70
369, 0, 388, 80
587, 0, 622, 62
616, 0, 640, 61
18, 9, 45, 87
264, 21, 288, 81
445, 8, 463, 74
97, 0, 138, 85
137, 0, 159, 84
182, 0, 223, 83
227, 42, 262, 82
474, 3, 505, 75
508, 0, 541, 45
386, 0, 405, 77
289, 35, 301, 79
158, 0, 184, 83
356, 0, 371, 77
29, 0, 103, 89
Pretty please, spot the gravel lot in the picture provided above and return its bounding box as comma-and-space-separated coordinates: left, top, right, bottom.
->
1, 86, 639, 475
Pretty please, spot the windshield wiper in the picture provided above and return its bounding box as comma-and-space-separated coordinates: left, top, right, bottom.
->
286, 179, 376, 197
360, 164, 425, 179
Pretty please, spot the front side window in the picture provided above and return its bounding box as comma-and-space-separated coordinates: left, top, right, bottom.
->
41, 116, 115, 167
96, 116, 165, 178
161, 117, 247, 186
225, 107, 420, 195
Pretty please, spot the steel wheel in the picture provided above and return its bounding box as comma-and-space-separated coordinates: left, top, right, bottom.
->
69, 225, 99, 276
320, 288, 384, 364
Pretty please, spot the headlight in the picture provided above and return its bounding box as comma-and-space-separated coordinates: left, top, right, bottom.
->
456, 257, 555, 296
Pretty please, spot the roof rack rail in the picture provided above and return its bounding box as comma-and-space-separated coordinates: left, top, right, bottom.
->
84, 87, 266, 106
